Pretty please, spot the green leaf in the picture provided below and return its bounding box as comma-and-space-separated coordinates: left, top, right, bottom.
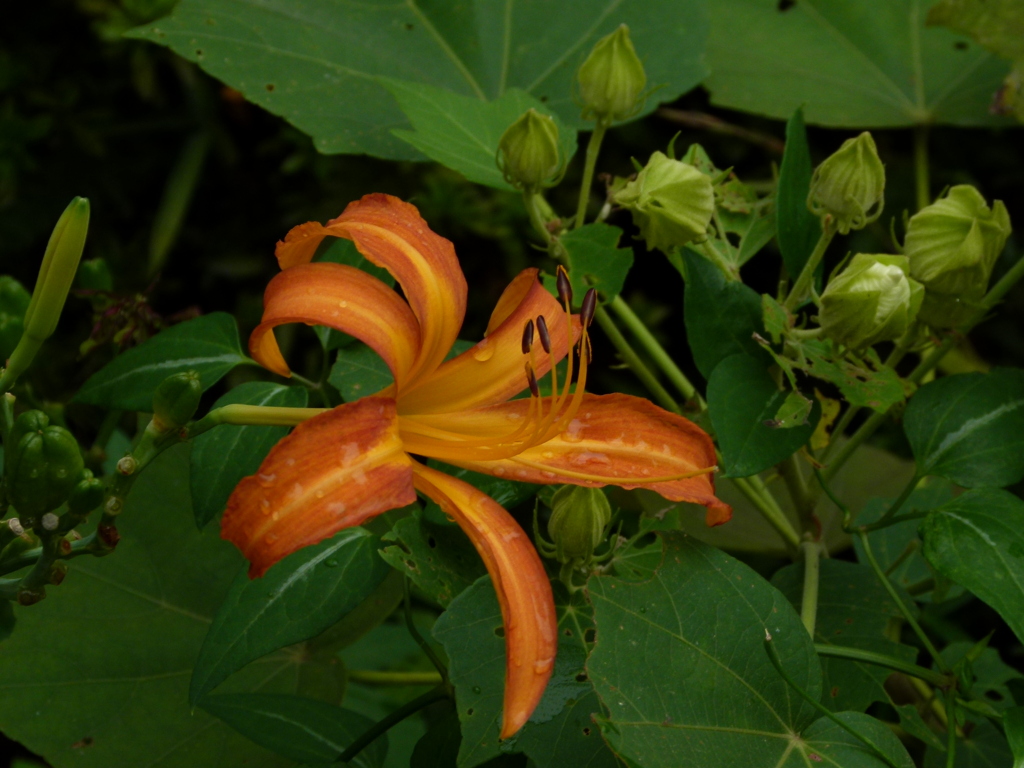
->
924, 720, 1013, 767
516, 688, 618, 768
772, 559, 918, 713
329, 344, 394, 402
386, 82, 577, 190
587, 532, 912, 767
380, 506, 486, 608
411, 706, 462, 768
679, 250, 767, 379
432, 578, 613, 768
803, 712, 915, 768
762, 294, 789, 343
940, 641, 1023, 714
190, 527, 391, 705
905, 368, 1024, 488
0, 444, 323, 767
776, 108, 820, 279
0, 599, 13, 642
75, 313, 251, 411
769, 390, 814, 429
736, 210, 777, 266
704, 0, 1014, 127
560, 223, 634, 302
131, 0, 709, 160
707, 353, 818, 476
190, 382, 308, 529
927, 0, 1024, 62
200, 693, 386, 767
920, 488, 1024, 646
1004, 705, 1024, 768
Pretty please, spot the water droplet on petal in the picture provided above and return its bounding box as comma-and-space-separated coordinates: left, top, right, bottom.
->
473, 342, 494, 362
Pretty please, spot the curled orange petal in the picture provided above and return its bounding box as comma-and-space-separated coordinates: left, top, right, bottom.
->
222, 397, 416, 577
249, 262, 421, 387
411, 462, 556, 739
275, 220, 334, 270
398, 269, 579, 415
421, 393, 731, 526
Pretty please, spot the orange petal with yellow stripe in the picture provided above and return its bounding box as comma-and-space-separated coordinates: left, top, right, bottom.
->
411, 462, 556, 739
426, 393, 731, 526
398, 269, 578, 415
249, 262, 421, 387
222, 397, 416, 577
277, 194, 466, 388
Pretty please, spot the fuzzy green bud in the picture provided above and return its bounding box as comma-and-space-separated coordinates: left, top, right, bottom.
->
6, 410, 85, 518
1, 198, 90, 391
818, 254, 923, 349
808, 132, 885, 235
547, 486, 613, 565
67, 470, 105, 516
497, 109, 564, 192
0, 277, 31, 363
613, 151, 714, 253
152, 370, 202, 431
577, 25, 646, 122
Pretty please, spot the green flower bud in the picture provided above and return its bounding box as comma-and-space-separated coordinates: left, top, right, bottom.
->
547, 486, 612, 565
905, 185, 1011, 297
818, 254, 923, 349
6, 410, 85, 517
152, 370, 202, 431
76, 258, 113, 292
497, 109, 564, 192
67, 470, 105, 516
0, 276, 31, 362
613, 151, 714, 253
808, 132, 885, 235
577, 25, 646, 122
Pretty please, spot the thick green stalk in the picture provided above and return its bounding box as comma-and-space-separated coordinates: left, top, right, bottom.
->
594, 307, 681, 415
779, 455, 815, 533
188, 404, 328, 438
336, 684, 449, 764
800, 541, 821, 637
783, 221, 836, 311
730, 475, 801, 553
814, 645, 952, 688
574, 120, 609, 229
607, 295, 697, 401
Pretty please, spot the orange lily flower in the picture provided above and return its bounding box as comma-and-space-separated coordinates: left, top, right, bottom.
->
221, 193, 730, 738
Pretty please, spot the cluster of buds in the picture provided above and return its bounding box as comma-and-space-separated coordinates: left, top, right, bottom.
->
904, 185, 1012, 328
613, 151, 715, 253
817, 254, 923, 349
807, 132, 886, 235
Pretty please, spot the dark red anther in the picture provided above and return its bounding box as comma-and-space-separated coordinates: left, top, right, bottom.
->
580, 288, 598, 328
521, 319, 535, 354
536, 315, 552, 354
98, 525, 120, 550
525, 363, 541, 398
556, 265, 573, 307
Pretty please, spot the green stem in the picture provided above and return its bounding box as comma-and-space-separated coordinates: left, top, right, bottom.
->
814, 644, 952, 688
574, 120, 609, 229
783, 221, 836, 311
335, 684, 449, 764
800, 541, 821, 637
764, 635, 901, 768
779, 455, 815, 533
866, 474, 921, 530
347, 670, 443, 686
188, 404, 328, 438
858, 530, 949, 673
700, 240, 739, 282
729, 475, 801, 553
607, 295, 697, 401
593, 306, 681, 415
944, 687, 957, 768
913, 126, 931, 212
404, 577, 449, 683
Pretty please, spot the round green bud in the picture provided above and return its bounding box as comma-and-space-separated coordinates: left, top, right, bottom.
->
547, 486, 613, 565
6, 410, 85, 517
152, 370, 202, 430
497, 109, 564, 192
905, 185, 1011, 299
613, 151, 714, 253
818, 254, 923, 349
0, 276, 31, 362
76, 258, 113, 292
67, 470, 105, 516
577, 24, 646, 122
808, 132, 885, 235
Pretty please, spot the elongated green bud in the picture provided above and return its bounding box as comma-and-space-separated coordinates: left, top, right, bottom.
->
808, 132, 885, 235
497, 109, 565, 192
547, 486, 612, 565
577, 25, 646, 122
152, 370, 202, 431
818, 254, 923, 349
1, 198, 90, 391
613, 151, 714, 253
6, 410, 85, 518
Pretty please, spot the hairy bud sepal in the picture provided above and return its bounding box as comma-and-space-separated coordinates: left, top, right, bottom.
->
547, 486, 613, 566
577, 25, 646, 122
818, 254, 923, 350
613, 151, 714, 253
808, 132, 885, 235
497, 109, 565, 192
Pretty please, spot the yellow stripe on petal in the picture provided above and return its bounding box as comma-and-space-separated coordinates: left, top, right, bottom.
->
398, 269, 579, 415
434, 394, 732, 527
249, 262, 420, 387
222, 397, 416, 578
411, 462, 556, 740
